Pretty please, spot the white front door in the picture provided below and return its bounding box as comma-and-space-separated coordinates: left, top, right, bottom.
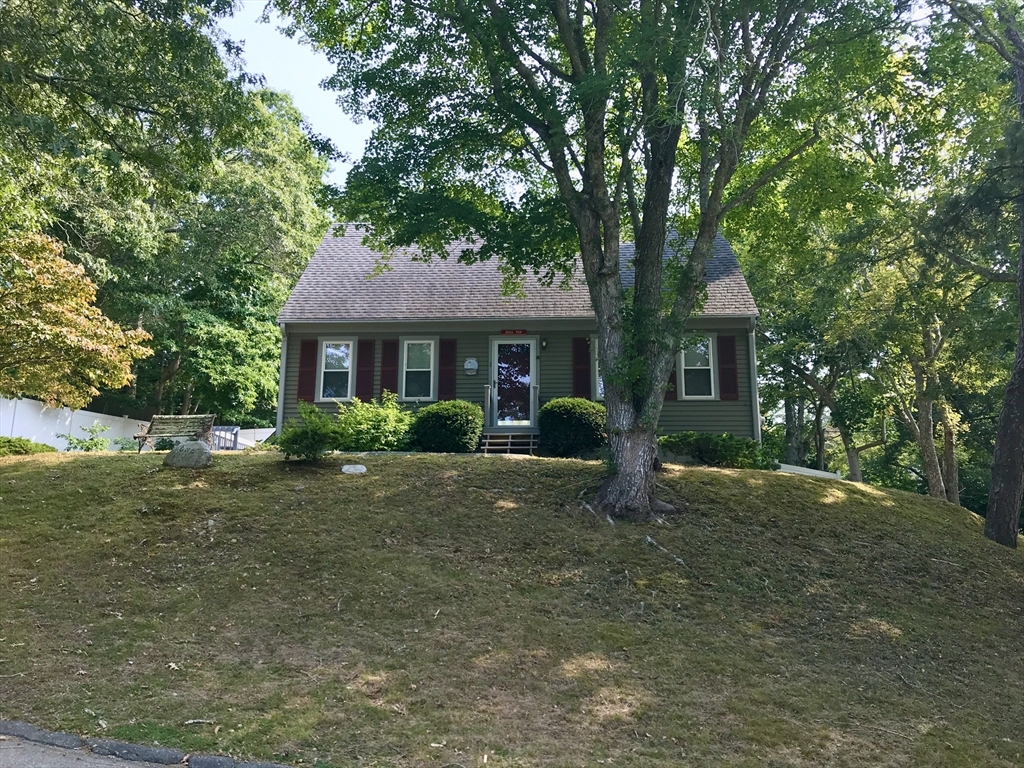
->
491, 338, 537, 428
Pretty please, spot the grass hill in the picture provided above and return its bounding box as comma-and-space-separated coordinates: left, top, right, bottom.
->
1, 452, 1023, 767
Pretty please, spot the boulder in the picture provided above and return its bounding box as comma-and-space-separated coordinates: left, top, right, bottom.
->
163, 440, 213, 469
342, 464, 367, 474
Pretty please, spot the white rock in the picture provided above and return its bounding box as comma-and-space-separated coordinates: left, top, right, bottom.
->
163, 440, 213, 468
342, 464, 367, 475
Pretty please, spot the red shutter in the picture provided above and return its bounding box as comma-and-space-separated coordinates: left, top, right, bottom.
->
380, 339, 399, 395
665, 363, 678, 401
297, 339, 318, 402
438, 338, 457, 400
356, 339, 375, 401
717, 335, 740, 401
572, 337, 592, 399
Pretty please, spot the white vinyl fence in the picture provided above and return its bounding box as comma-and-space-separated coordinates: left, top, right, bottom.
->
778, 463, 843, 480
0, 397, 148, 451
1, 397, 277, 451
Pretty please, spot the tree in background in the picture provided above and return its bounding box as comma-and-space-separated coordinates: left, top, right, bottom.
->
941, 0, 1024, 547
0, 234, 151, 409
0, 1, 333, 425
274, 0, 901, 518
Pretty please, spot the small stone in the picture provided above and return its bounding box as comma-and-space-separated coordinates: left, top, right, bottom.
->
342, 464, 367, 474
163, 441, 213, 469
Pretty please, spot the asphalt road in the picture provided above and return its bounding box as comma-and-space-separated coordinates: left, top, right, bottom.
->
0, 736, 166, 768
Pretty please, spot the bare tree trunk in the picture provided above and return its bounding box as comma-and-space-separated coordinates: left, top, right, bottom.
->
837, 429, 864, 482
915, 395, 947, 500
813, 400, 826, 471
180, 382, 193, 416
784, 395, 800, 465
796, 398, 807, 465
938, 401, 960, 506
986, 40, 1024, 547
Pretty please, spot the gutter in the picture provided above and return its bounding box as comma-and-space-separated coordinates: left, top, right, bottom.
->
275, 322, 288, 435
749, 323, 762, 442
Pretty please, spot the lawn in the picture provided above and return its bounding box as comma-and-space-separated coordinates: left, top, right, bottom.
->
1, 451, 1023, 767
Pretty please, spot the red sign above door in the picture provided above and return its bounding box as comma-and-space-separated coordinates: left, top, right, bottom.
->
500, 329, 527, 335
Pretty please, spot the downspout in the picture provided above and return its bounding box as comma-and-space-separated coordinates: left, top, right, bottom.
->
275, 322, 288, 436
749, 320, 762, 443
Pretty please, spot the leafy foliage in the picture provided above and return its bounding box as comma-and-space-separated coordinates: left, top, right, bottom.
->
0, 436, 56, 456
153, 438, 178, 452
335, 392, 414, 452
279, 402, 339, 461
58, 423, 112, 452
0, 234, 152, 408
660, 432, 779, 471
538, 398, 607, 458
410, 400, 484, 454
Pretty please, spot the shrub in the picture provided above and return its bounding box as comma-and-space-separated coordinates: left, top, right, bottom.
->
659, 431, 779, 470
279, 401, 338, 461
153, 437, 178, 452
410, 400, 484, 453
58, 422, 110, 452
538, 397, 607, 457
335, 392, 414, 451
112, 437, 138, 452
0, 437, 57, 457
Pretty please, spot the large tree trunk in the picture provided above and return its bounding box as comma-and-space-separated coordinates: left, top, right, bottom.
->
599, 427, 660, 522
837, 429, 864, 482
985, 42, 1024, 548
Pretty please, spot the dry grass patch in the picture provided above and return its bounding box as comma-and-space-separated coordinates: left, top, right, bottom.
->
1, 452, 1024, 766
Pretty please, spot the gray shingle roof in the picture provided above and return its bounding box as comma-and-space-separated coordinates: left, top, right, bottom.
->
278, 226, 758, 323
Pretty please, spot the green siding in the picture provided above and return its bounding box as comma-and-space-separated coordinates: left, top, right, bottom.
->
281, 321, 756, 438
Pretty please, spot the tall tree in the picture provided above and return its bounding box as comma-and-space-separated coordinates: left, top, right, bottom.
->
943, 0, 1024, 547
275, 0, 901, 519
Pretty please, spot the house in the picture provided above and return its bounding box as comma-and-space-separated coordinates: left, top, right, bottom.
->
276, 226, 761, 447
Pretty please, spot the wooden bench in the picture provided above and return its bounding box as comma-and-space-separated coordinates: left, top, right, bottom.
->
134, 414, 216, 453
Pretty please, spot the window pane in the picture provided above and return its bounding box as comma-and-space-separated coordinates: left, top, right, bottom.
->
683, 369, 712, 397
405, 370, 431, 398
684, 337, 710, 368
322, 370, 350, 398
324, 342, 351, 371
406, 341, 432, 370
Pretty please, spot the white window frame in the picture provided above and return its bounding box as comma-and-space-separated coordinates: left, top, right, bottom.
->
677, 332, 717, 400
399, 337, 439, 402
317, 338, 356, 402
591, 335, 604, 401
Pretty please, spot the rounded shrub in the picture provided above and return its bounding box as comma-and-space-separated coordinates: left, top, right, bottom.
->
279, 401, 338, 461
0, 437, 57, 457
538, 397, 607, 457
410, 400, 484, 453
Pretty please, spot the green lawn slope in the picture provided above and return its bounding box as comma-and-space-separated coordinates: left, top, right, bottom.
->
1, 452, 1023, 767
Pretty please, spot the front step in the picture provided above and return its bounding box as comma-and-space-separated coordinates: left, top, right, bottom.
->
479, 432, 538, 455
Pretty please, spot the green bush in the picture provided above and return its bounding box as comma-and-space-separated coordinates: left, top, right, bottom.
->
58, 422, 111, 452
153, 437, 177, 452
0, 437, 57, 457
280, 401, 338, 461
659, 431, 779, 470
410, 400, 484, 453
538, 397, 607, 457
335, 392, 414, 451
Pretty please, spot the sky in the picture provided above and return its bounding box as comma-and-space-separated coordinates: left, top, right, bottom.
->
218, 2, 374, 184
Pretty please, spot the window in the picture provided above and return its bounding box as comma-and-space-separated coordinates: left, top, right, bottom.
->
679, 334, 715, 398
401, 339, 436, 400
319, 340, 354, 400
